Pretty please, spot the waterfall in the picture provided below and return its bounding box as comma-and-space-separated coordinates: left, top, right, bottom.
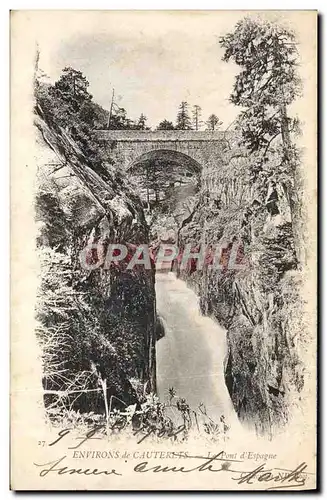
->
155, 272, 239, 429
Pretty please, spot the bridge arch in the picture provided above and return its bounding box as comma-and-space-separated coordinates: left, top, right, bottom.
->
96, 130, 230, 179
127, 148, 201, 212
129, 148, 203, 175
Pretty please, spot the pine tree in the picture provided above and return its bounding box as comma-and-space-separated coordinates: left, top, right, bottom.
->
220, 17, 301, 156
220, 16, 302, 260
192, 105, 203, 130
176, 101, 192, 130
50, 67, 92, 113
137, 113, 148, 130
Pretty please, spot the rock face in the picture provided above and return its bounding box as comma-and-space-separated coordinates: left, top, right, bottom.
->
177, 142, 306, 436
35, 107, 156, 415
34, 95, 307, 433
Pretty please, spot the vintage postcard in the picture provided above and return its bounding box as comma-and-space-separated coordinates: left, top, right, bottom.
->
10, 10, 317, 490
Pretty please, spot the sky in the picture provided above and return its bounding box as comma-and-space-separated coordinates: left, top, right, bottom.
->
37, 11, 244, 129
35, 10, 313, 130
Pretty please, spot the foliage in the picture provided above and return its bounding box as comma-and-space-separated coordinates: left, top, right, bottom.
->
192, 105, 203, 131
35, 71, 110, 173
50, 67, 93, 112
156, 119, 175, 130
220, 17, 301, 156
206, 114, 223, 131
220, 17, 301, 252
36, 190, 154, 415
48, 390, 231, 444
176, 101, 193, 130
109, 105, 132, 129
109, 107, 150, 130
220, 18, 301, 107
37, 66, 150, 139
36, 248, 104, 413
135, 113, 150, 130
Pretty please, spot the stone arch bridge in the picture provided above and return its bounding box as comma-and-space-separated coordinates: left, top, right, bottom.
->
96, 130, 230, 176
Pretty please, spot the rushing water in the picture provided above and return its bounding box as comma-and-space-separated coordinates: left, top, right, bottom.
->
155, 272, 239, 428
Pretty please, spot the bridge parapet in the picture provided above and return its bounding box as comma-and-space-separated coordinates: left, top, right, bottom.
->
95, 129, 233, 174
96, 130, 229, 142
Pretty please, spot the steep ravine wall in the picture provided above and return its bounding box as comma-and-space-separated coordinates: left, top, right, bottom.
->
178, 149, 306, 436
35, 109, 156, 415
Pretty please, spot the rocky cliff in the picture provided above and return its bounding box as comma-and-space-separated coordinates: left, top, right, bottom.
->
178, 137, 307, 436
34, 105, 156, 416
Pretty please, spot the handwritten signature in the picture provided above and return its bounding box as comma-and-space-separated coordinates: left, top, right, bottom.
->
34, 455, 121, 477
34, 450, 311, 489
132, 452, 309, 490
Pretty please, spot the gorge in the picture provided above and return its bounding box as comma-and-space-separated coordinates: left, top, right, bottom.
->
34, 16, 310, 439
